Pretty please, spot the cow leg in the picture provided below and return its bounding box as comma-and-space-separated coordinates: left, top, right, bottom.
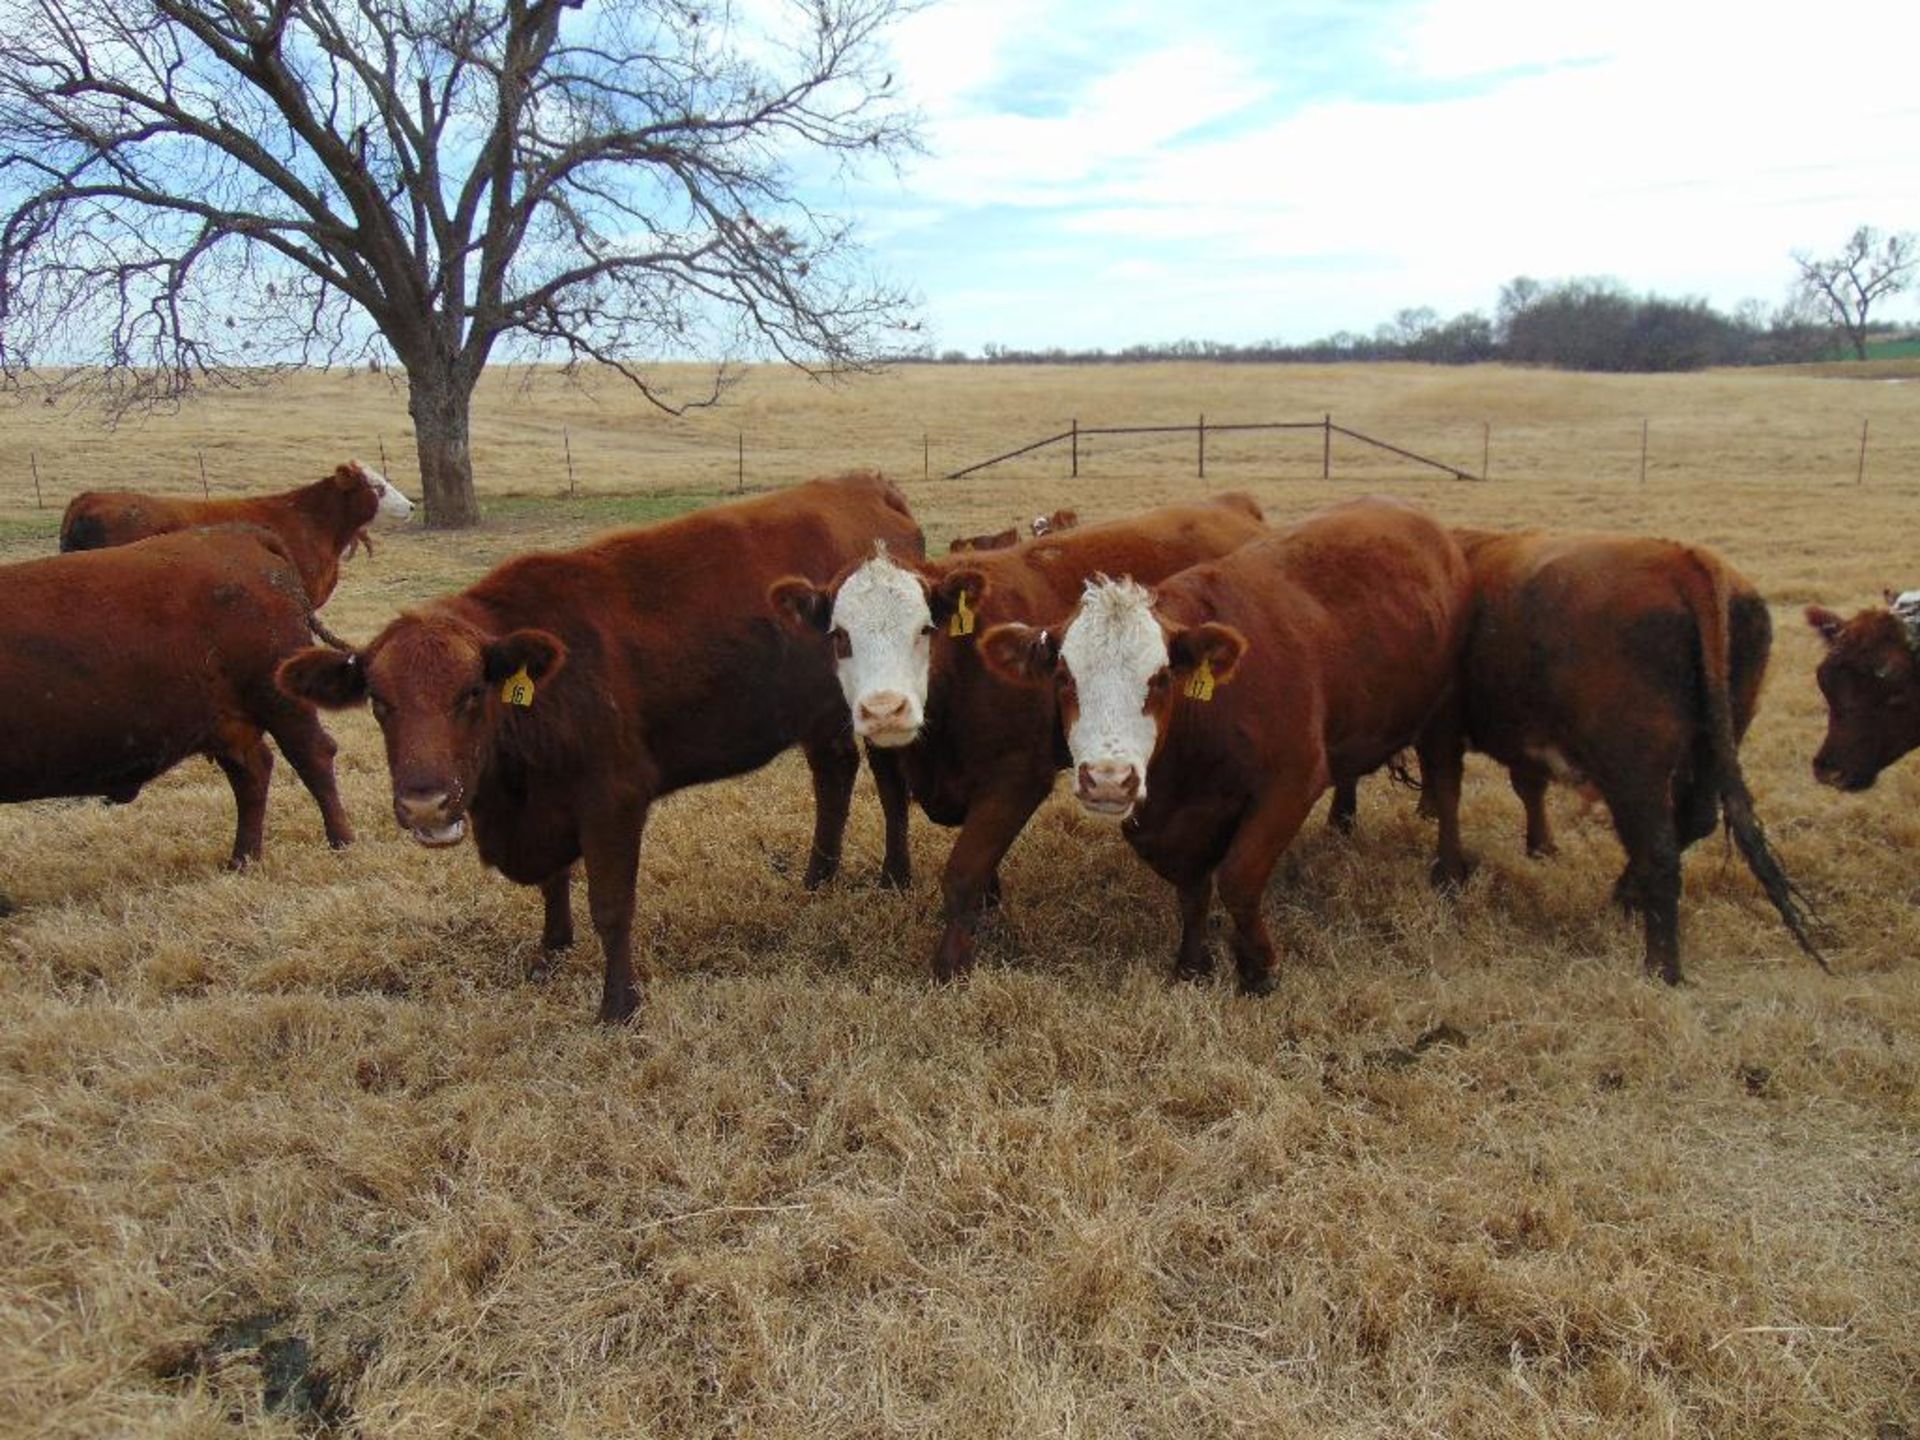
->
580, 803, 648, 1023
1328, 778, 1358, 834
1417, 703, 1473, 890
1510, 760, 1557, 858
1602, 781, 1684, 984
263, 705, 354, 849
213, 733, 276, 869
800, 728, 860, 890
528, 867, 575, 980
865, 742, 914, 890
1173, 874, 1216, 981
1673, 732, 1721, 849
933, 782, 1051, 982
1214, 788, 1319, 996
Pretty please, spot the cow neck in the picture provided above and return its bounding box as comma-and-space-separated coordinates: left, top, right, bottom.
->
277, 478, 367, 606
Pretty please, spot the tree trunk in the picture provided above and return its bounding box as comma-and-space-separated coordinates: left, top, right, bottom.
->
407, 366, 483, 528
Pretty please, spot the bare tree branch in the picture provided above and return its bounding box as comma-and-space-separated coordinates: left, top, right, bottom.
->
1791, 226, 1918, 362
0, 0, 922, 524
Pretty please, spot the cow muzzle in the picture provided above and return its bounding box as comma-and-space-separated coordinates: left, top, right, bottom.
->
855, 690, 921, 747
395, 787, 468, 846
1812, 755, 1876, 793
1075, 760, 1142, 818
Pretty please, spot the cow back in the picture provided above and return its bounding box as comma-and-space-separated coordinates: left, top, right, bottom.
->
0, 526, 314, 802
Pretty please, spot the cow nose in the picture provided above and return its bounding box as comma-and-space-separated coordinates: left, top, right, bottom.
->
1077, 760, 1140, 809
395, 787, 451, 825
858, 691, 912, 727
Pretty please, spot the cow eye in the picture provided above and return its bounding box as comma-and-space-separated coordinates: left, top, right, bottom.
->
830, 628, 852, 659
368, 695, 392, 722
461, 683, 485, 707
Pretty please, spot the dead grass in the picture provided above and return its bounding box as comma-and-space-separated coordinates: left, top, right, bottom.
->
0, 363, 1916, 1439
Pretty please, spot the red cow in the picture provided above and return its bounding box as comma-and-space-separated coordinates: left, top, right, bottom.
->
277, 470, 923, 1023
769, 492, 1267, 979
978, 498, 1470, 994
948, 525, 1020, 554
1458, 529, 1821, 981
1806, 589, 1920, 790
0, 526, 353, 898
1031, 508, 1080, 537
60, 460, 415, 607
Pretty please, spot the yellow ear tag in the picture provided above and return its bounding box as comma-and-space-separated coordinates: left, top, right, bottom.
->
948, 589, 977, 638
1183, 657, 1216, 702
501, 666, 536, 707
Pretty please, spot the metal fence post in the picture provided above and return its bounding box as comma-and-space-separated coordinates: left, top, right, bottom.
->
1322, 414, 1331, 480
1858, 418, 1869, 485
30, 451, 42, 509
1640, 419, 1648, 485
1198, 413, 1206, 480
564, 426, 576, 497
1071, 418, 1079, 478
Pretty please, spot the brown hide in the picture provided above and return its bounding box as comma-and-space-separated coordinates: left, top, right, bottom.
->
894, 491, 1267, 980
1806, 601, 1920, 792
59, 461, 387, 607
1019, 498, 1469, 994
277, 470, 923, 1023
948, 526, 1020, 554
0, 526, 353, 889
1457, 528, 1819, 980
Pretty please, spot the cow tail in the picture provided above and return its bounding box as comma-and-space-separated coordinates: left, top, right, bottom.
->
1682, 549, 1829, 971
307, 611, 355, 652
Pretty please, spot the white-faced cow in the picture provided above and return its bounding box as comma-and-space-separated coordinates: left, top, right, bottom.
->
978, 498, 1471, 994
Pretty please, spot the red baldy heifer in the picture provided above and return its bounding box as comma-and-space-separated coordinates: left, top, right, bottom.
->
771, 493, 1267, 980
0, 526, 353, 897
61, 460, 414, 607
1806, 589, 1920, 791
1031, 509, 1079, 537
947, 525, 1020, 555
1459, 528, 1821, 981
278, 471, 922, 1023
980, 498, 1470, 994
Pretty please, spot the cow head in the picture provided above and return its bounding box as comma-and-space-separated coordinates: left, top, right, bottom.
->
278, 615, 566, 845
979, 577, 1245, 820
1806, 594, 1920, 791
336, 460, 416, 523
768, 550, 984, 748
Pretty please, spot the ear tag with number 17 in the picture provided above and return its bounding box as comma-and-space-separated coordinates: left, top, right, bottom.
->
1184, 657, 1216, 702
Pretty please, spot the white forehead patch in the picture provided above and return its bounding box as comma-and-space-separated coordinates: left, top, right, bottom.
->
353, 461, 416, 521
829, 549, 935, 740
1893, 590, 1920, 649
1060, 577, 1168, 780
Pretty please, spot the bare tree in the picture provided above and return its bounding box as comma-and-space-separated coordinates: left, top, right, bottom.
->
1791, 226, 1918, 363
0, 0, 920, 526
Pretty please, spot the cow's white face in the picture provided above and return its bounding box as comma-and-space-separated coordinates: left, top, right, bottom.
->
360, 464, 416, 521
1058, 579, 1172, 818
831, 553, 935, 746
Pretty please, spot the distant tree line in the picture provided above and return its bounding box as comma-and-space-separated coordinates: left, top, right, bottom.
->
918, 273, 1906, 372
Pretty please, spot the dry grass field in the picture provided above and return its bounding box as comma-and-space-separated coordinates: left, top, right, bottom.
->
0, 361, 1917, 1438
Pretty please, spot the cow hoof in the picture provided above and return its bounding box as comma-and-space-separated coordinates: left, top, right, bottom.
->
1173, 961, 1213, 985
802, 861, 838, 891
597, 996, 640, 1024
878, 865, 912, 892
1237, 970, 1278, 998
1526, 840, 1560, 860
1428, 855, 1476, 893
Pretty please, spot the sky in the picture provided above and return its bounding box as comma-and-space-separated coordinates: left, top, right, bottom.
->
842, 0, 1920, 354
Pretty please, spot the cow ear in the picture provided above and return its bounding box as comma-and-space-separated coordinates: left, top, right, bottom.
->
483, 629, 568, 685
978, 623, 1059, 686
1168, 622, 1248, 690
931, 568, 988, 635
1805, 606, 1845, 645
329, 462, 363, 491
768, 576, 832, 634
276, 647, 369, 709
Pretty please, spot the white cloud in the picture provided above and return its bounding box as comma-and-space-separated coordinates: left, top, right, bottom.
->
870, 0, 1920, 348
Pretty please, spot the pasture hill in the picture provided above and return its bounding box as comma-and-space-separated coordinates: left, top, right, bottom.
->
0, 361, 1914, 1438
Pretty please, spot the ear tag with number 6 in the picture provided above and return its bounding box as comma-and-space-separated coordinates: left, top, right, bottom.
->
501, 666, 536, 707
948, 589, 977, 638
1183, 657, 1216, 702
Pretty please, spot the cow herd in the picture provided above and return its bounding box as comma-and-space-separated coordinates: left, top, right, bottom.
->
3, 462, 1915, 1021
